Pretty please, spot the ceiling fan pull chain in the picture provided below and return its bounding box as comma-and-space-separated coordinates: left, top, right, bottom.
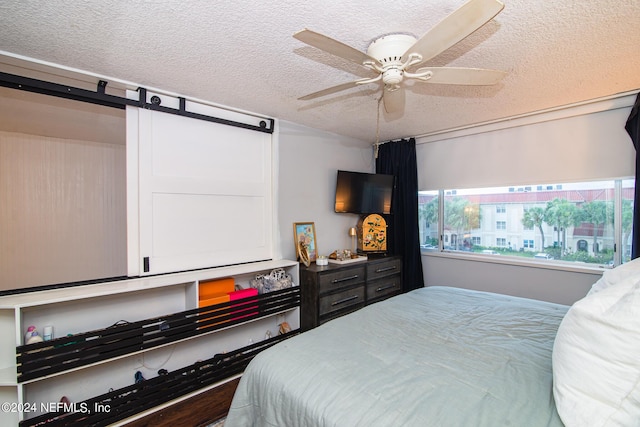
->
374, 96, 382, 158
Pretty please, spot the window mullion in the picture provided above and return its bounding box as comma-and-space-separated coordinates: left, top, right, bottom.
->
614, 179, 623, 267
438, 189, 445, 251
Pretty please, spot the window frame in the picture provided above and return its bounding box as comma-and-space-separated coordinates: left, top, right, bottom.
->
419, 178, 634, 271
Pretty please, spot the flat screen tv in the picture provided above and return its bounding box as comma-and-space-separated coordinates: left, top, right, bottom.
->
334, 170, 394, 214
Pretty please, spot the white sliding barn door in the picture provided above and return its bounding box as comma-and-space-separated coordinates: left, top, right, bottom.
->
127, 107, 273, 276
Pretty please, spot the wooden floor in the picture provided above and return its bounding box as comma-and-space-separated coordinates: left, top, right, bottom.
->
126, 378, 239, 427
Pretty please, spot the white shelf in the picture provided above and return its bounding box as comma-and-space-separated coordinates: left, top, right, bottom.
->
0, 259, 297, 309
0, 259, 300, 425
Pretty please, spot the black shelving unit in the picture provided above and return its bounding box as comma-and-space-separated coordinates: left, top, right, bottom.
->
17, 287, 300, 383
19, 329, 298, 426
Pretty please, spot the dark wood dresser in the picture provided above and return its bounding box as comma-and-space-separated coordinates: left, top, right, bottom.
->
300, 255, 402, 330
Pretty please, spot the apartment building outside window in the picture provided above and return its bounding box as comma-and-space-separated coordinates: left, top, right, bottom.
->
418, 179, 635, 267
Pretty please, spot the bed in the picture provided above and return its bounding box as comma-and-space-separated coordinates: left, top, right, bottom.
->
225, 273, 640, 427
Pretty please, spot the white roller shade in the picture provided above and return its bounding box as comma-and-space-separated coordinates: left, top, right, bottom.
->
416, 94, 636, 190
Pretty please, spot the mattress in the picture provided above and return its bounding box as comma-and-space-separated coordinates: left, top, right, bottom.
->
225, 286, 568, 427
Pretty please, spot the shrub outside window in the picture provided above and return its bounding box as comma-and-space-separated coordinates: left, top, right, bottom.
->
419, 179, 635, 267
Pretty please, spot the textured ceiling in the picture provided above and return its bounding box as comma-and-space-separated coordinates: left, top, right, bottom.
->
0, 0, 638, 144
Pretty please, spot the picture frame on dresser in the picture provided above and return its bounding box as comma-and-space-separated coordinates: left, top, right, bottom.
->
293, 222, 317, 264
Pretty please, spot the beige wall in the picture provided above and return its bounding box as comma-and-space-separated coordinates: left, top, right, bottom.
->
276, 120, 372, 261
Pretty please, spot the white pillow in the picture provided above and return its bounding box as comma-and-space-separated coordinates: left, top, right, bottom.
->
553, 276, 640, 426
588, 256, 640, 295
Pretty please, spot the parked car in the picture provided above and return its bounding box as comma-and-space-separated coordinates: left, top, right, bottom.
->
482, 250, 499, 255
534, 253, 554, 260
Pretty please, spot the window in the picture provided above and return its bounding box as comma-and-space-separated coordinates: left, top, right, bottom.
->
418, 190, 439, 250
418, 179, 635, 267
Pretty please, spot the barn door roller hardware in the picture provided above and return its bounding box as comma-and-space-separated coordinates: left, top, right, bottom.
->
0, 71, 274, 134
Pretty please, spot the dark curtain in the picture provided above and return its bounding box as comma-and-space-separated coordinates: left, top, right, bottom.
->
376, 137, 425, 292
625, 92, 640, 260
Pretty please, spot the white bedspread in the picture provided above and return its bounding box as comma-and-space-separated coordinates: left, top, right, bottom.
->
225, 286, 568, 427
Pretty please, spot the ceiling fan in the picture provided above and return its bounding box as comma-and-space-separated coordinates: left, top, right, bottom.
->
294, 0, 506, 114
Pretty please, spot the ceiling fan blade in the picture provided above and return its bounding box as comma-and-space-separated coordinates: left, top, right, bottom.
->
404, 0, 505, 66
294, 29, 379, 67
413, 67, 506, 85
383, 86, 405, 114
298, 81, 361, 101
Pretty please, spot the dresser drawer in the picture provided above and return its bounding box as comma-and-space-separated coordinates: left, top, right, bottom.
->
366, 274, 401, 302
366, 258, 402, 281
300, 257, 401, 331
318, 265, 365, 294
319, 285, 365, 317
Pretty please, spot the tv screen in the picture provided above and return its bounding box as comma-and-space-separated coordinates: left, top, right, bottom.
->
334, 170, 394, 214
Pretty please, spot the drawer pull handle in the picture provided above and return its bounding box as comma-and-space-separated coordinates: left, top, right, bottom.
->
375, 266, 397, 273
376, 284, 395, 292
331, 295, 359, 306
331, 275, 359, 283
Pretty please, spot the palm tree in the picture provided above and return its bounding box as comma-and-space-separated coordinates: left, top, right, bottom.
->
545, 198, 578, 256
444, 197, 480, 250
522, 207, 546, 250
576, 200, 612, 253
418, 196, 439, 245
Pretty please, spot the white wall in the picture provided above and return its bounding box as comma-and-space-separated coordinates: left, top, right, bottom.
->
275, 121, 373, 261
415, 94, 637, 305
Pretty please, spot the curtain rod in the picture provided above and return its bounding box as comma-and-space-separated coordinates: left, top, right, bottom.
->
373, 137, 415, 158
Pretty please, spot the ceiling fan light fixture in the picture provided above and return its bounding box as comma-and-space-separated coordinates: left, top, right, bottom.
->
366, 34, 417, 65
293, 0, 506, 115
382, 68, 404, 86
